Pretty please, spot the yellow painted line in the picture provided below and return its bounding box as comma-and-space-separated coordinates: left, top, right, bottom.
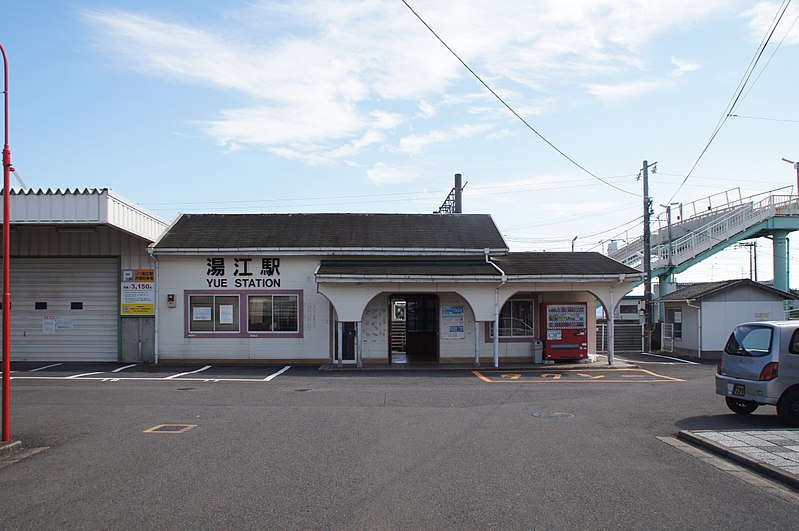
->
635, 367, 686, 382
473, 368, 685, 383
143, 424, 197, 434
473, 371, 493, 383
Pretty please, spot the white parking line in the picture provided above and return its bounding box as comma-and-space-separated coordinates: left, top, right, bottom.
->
165, 365, 212, 380
641, 352, 700, 365
112, 364, 138, 373
68, 372, 105, 379
30, 363, 63, 372
264, 366, 291, 381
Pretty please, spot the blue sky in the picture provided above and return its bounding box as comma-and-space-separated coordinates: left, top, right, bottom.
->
3, 1, 799, 286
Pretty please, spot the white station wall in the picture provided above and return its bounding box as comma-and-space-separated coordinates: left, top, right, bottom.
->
156, 255, 331, 362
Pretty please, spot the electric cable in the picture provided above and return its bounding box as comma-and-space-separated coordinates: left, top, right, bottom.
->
400, 0, 638, 197
729, 114, 799, 123
736, 9, 798, 109
668, 0, 792, 204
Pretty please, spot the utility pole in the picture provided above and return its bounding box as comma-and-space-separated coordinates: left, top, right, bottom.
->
737, 242, 758, 281
639, 160, 656, 353
782, 158, 799, 196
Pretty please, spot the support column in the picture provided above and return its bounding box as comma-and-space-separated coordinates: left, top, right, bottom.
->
773, 230, 789, 292
337, 322, 343, 368
356, 321, 362, 368
608, 289, 615, 366
474, 320, 480, 367
657, 272, 673, 323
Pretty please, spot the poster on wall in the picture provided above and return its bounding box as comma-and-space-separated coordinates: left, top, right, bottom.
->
441, 305, 465, 339
219, 304, 234, 324
121, 269, 155, 316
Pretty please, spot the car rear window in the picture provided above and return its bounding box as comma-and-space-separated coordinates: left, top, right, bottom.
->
724, 325, 773, 357
790, 329, 799, 355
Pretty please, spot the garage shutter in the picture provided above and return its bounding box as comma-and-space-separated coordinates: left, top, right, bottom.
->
1, 258, 118, 362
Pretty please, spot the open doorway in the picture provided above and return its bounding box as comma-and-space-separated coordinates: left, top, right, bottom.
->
389, 294, 439, 363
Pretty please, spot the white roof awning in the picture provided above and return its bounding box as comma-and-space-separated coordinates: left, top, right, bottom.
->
3, 188, 168, 242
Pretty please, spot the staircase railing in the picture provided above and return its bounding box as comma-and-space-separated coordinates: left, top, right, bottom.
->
607, 188, 799, 271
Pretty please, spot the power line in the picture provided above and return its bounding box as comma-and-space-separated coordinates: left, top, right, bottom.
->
736, 9, 799, 109
729, 114, 799, 123
400, 0, 638, 198
668, 0, 792, 204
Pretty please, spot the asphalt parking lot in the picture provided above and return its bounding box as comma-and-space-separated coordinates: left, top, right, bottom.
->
1, 355, 797, 529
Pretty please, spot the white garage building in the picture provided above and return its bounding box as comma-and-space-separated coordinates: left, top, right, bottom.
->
1, 188, 168, 362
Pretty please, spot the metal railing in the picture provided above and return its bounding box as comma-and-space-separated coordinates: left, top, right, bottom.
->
608, 188, 799, 271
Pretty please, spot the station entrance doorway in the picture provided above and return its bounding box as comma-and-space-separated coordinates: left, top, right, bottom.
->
389, 294, 439, 363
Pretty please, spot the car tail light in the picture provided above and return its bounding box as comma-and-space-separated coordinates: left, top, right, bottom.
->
716, 359, 723, 374
759, 362, 778, 381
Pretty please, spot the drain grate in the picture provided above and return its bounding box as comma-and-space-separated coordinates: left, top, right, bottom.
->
532, 411, 575, 419
294, 388, 312, 392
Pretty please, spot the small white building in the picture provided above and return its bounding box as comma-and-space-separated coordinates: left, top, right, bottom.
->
151, 213, 641, 365
1, 188, 168, 362
655, 279, 798, 359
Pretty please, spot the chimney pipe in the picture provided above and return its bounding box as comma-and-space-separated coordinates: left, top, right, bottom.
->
454, 173, 462, 213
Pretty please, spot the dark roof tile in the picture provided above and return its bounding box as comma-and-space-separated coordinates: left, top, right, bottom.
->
154, 213, 507, 251
494, 252, 640, 276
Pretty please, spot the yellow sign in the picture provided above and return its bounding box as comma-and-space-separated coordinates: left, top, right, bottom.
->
122, 304, 155, 315
121, 269, 155, 316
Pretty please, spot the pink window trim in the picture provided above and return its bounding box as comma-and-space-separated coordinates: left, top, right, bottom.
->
184, 289, 304, 339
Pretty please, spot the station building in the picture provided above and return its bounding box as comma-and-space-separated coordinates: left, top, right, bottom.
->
150, 212, 641, 366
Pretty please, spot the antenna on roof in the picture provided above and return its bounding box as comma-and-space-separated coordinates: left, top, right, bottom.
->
437, 173, 466, 214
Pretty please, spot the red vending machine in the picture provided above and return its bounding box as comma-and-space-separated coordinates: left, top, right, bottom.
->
542, 302, 588, 361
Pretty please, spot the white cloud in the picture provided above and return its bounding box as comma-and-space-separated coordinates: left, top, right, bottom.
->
586, 79, 670, 103
418, 100, 436, 119
83, 1, 731, 162
669, 56, 701, 77
397, 123, 496, 155
742, 2, 799, 46
487, 129, 513, 141
367, 162, 416, 184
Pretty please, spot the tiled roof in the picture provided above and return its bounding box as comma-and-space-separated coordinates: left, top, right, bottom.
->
494, 252, 640, 276
315, 252, 640, 279
316, 257, 498, 277
154, 213, 507, 252
655, 279, 797, 301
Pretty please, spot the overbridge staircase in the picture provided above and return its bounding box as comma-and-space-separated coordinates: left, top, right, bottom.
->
606, 187, 799, 292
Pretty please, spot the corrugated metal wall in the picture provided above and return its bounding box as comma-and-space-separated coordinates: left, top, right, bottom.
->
1, 225, 157, 361
7, 226, 153, 269
2, 258, 118, 361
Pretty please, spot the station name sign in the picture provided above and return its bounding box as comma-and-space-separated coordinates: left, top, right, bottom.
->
205, 257, 282, 288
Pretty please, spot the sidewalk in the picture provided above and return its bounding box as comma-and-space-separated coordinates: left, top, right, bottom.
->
679, 429, 799, 489
320, 354, 635, 371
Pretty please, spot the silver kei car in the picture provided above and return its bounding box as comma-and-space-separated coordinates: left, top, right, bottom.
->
715, 320, 799, 427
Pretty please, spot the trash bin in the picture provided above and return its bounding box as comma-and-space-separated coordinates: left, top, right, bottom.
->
533, 339, 544, 364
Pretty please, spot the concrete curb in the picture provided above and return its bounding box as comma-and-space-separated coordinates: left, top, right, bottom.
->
319, 362, 638, 371
0, 440, 22, 456
678, 430, 799, 490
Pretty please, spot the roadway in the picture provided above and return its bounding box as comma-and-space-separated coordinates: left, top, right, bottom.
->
0, 356, 796, 529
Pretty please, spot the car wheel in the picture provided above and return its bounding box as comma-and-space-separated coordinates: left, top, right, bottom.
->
725, 396, 758, 415
777, 388, 799, 427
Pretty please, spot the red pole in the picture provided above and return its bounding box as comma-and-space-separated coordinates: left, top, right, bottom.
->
1, 43, 11, 443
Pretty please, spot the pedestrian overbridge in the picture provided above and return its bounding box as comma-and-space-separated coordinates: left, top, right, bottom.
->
607, 187, 799, 293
